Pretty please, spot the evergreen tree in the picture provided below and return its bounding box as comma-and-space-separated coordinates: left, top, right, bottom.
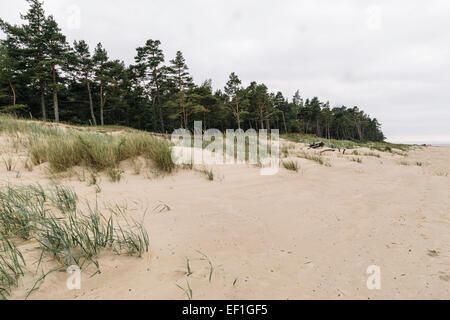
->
224, 72, 244, 129
73, 40, 96, 125
93, 43, 109, 125
42, 15, 68, 122
20, 0, 49, 120
135, 39, 166, 132
167, 51, 193, 128
102, 59, 127, 124
273, 91, 288, 133
0, 39, 21, 106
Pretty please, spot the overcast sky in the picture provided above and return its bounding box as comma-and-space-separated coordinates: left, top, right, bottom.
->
1, 0, 449, 143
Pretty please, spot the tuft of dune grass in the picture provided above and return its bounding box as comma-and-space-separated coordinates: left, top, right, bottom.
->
296, 151, 331, 167
0, 183, 149, 299
282, 160, 299, 172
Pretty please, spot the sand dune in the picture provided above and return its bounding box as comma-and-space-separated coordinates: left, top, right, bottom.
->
1, 136, 449, 300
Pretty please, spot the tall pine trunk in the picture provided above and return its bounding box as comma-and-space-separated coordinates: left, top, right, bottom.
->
53, 88, 59, 122
355, 119, 363, 141
52, 65, 59, 123
258, 106, 264, 130
41, 83, 47, 121
151, 96, 157, 131
181, 92, 187, 129
281, 111, 287, 134
100, 82, 104, 126
86, 80, 97, 125
156, 86, 164, 132
183, 105, 187, 129
9, 81, 16, 105
159, 106, 164, 132
235, 100, 240, 129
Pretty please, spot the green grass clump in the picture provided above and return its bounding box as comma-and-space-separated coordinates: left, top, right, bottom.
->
196, 167, 214, 181
0, 235, 26, 300
35, 203, 147, 268
281, 146, 289, 158
351, 157, 363, 163
27, 136, 49, 165
296, 152, 330, 166
144, 137, 175, 173
282, 160, 299, 172
363, 152, 381, 158
107, 168, 124, 182
0, 183, 149, 299
2, 157, 14, 172
51, 185, 78, 213
0, 184, 46, 239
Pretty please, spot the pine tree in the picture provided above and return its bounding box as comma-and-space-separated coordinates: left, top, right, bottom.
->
20, 0, 49, 120
292, 90, 303, 107
224, 72, 243, 129
93, 43, 109, 125
0, 39, 21, 106
42, 15, 68, 122
73, 40, 97, 125
167, 51, 193, 128
103, 59, 128, 123
135, 39, 166, 132
274, 92, 288, 133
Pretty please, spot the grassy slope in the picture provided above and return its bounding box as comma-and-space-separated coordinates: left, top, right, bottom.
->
0, 117, 156, 299
0, 115, 175, 174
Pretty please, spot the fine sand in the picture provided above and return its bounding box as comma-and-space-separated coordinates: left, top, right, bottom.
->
1, 137, 449, 300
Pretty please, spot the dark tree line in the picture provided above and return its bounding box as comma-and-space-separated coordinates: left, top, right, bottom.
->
0, 0, 385, 142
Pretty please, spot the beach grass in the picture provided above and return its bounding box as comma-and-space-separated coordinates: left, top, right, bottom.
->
0, 235, 26, 300
296, 152, 330, 166
282, 160, 299, 172
196, 167, 214, 181
0, 183, 149, 299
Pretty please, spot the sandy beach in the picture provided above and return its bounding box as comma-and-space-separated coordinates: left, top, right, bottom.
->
1, 135, 448, 300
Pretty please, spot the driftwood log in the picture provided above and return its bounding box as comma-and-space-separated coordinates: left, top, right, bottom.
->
320, 149, 336, 154
309, 142, 325, 149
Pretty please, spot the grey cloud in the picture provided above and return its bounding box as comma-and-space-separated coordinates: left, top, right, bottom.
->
1, 0, 449, 143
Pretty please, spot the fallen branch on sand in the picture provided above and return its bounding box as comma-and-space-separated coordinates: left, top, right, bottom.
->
309, 142, 325, 149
